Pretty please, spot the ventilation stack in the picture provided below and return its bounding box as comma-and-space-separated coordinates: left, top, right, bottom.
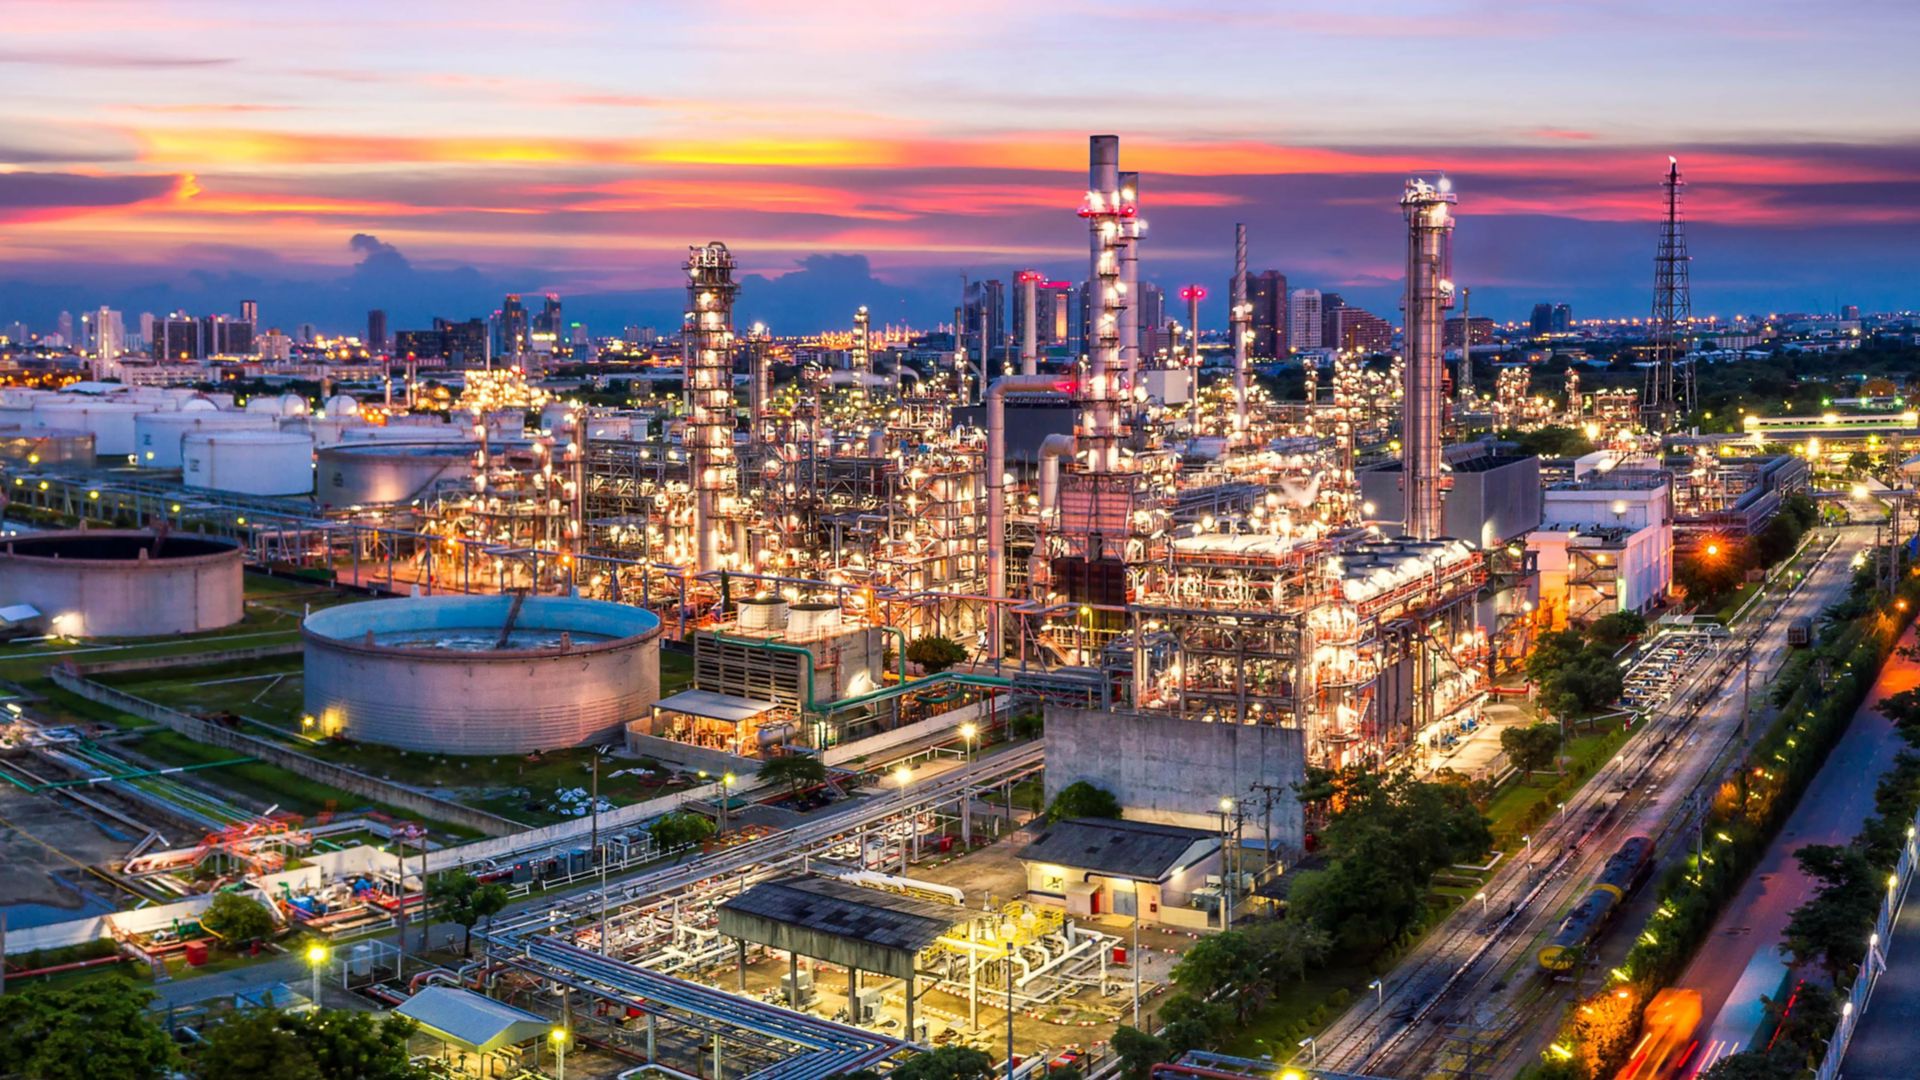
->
1230, 223, 1251, 445
685, 241, 740, 574
1015, 270, 1042, 376
1400, 178, 1456, 542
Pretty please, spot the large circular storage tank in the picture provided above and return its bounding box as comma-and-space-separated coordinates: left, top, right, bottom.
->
135, 411, 277, 468
0, 530, 243, 637
182, 431, 315, 496
302, 595, 663, 754
337, 423, 472, 444
314, 442, 474, 507
28, 400, 154, 456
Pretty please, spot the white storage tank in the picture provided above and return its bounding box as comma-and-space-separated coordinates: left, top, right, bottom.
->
337, 423, 471, 444
182, 430, 315, 496
0, 530, 243, 637
302, 595, 664, 754
29, 399, 155, 456
737, 594, 790, 633
135, 410, 277, 468
314, 442, 475, 507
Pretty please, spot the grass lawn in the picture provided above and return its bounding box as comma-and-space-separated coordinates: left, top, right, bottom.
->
1484, 716, 1631, 847
661, 648, 694, 695
1226, 959, 1377, 1060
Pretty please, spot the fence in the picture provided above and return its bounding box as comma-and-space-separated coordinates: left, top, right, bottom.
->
1811, 802, 1920, 1080
49, 668, 522, 837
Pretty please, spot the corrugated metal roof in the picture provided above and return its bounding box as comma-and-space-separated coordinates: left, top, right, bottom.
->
719, 875, 960, 953
395, 985, 551, 1053
653, 688, 778, 724
1017, 817, 1220, 881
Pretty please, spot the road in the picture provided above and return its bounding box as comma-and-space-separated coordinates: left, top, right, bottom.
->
1302, 525, 1872, 1079
1677, 620, 1919, 1076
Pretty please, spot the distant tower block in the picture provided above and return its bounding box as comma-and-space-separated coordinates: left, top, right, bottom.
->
1400, 177, 1457, 543
685, 241, 740, 574
1645, 157, 1693, 432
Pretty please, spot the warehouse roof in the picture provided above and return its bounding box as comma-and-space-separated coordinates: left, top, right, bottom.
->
396, 986, 551, 1054
652, 689, 778, 724
1017, 817, 1221, 883
717, 876, 965, 980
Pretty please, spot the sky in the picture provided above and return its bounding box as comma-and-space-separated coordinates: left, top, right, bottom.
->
2, 0, 1917, 334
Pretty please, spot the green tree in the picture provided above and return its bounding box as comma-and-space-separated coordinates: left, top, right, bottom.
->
0, 978, 178, 1080
1500, 722, 1563, 774
1156, 993, 1230, 1056
1250, 917, 1333, 983
428, 871, 511, 956
1500, 426, 1594, 458
201, 890, 276, 946
1782, 844, 1880, 984
1586, 610, 1648, 651
890, 1045, 993, 1080
1045, 780, 1122, 822
197, 1009, 427, 1080
1170, 930, 1266, 1022
758, 753, 828, 797
650, 810, 717, 857
905, 634, 970, 674
1110, 1026, 1172, 1079
1703, 1051, 1797, 1080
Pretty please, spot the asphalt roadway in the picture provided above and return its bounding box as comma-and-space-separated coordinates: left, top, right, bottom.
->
1677, 621, 1919, 1076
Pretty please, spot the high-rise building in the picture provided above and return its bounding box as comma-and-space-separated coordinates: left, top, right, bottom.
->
1247, 271, 1287, 357
1137, 283, 1165, 358
1319, 292, 1347, 346
240, 299, 258, 328
56, 311, 73, 346
1842, 304, 1861, 321
964, 279, 1006, 368
534, 294, 564, 336
202, 315, 253, 356
89, 307, 126, 364
498, 294, 529, 357
1031, 280, 1071, 348
1529, 303, 1555, 336
1288, 288, 1324, 350
367, 309, 388, 353
439, 317, 488, 364
1444, 316, 1495, 347
1552, 303, 1573, 333
1329, 307, 1393, 354
152, 315, 202, 360
296, 323, 318, 345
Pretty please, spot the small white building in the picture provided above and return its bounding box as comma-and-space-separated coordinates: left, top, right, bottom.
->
1017, 817, 1223, 930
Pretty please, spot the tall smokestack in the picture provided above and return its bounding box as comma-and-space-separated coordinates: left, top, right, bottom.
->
1400, 178, 1457, 542
1016, 271, 1040, 375
1231, 223, 1250, 445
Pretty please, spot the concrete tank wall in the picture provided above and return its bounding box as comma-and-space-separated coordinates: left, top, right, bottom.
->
315, 443, 475, 507
302, 595, 663, 755
1044, 705, 1307, 851
0, 531, 244, 637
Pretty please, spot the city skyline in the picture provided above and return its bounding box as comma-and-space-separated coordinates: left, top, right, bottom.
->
3, 0, 1918, 330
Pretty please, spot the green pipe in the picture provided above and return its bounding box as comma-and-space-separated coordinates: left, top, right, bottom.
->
34, 757, 254, 792
712, 633, 820, 711
880, 625, 908, 684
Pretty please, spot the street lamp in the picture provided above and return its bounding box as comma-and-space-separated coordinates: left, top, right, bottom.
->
959, 722, 977, 762
1218, 797, 1235, 931
550, 1027, 568, 1080
1369, 978, 1383, 1003
717, 772, 737, 835
1475, 890, 1488, 914
1298, 1036, 1317, 1066
305, 943, 329, 1007
895, 766, 914, 872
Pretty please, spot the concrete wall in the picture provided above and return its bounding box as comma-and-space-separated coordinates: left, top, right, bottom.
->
50, 668, 522, 836
1044, 706, 1307, 851
1359, 453, 1542, 548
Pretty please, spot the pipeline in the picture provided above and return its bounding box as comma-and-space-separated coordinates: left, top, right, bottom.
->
986, 374, 1071, 657
1037, 434, 1074, 531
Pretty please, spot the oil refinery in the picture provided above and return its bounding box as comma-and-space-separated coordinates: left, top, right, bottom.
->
0, 132, 1894, 1080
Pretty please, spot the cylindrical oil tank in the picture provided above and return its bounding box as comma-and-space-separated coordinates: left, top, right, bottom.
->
302, 595, 663, 754
0, 430, 95, 470
0, 530, 243, 637
28, 400, 155, 456
314, 442, 475, 507
337, 422, 472, 444
135, 411, 278, 468
787, 601, 842, 639
737, 594, 790, 633
288, 415, 373, 449
182, 431, 315, 496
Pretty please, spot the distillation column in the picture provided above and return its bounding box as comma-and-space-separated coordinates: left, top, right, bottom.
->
1118, 170, 1142, 407
1400, 179, 1456, 542
1078, 136, 1128, 475
1230, 223, 1251, 445
852, 306, 871, 386
1179, 286, 1205, 367
686, 242, 740, 574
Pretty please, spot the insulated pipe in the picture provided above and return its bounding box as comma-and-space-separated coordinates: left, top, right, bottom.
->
1119, 170, 1141, 392
1037, 433, 1075, 528
1231, 223, 1250, 445
987, 374, 1068, 657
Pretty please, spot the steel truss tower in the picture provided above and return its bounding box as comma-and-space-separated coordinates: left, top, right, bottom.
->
1645, 157, 1693, 432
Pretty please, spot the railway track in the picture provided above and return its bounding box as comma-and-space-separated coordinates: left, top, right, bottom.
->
1306, 529, 1866, 1079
